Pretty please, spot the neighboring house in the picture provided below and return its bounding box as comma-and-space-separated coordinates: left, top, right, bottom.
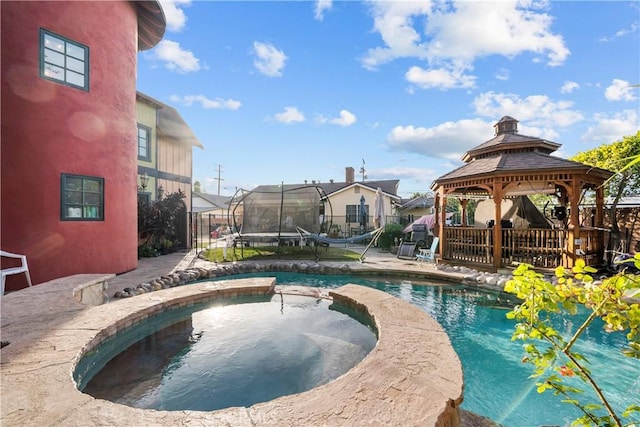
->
193, 191, 232, 223
248, 167, 401, 237
192, 192, 232, 218
611, 196, 640, 253
1, 1, 166, 290
395, 194, 435, 224
136, 92, 203, 247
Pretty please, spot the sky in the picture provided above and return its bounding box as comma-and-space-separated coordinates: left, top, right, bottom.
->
136, 0, 640, 198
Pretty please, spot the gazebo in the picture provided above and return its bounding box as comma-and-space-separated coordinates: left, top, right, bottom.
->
431, 116, 613, 271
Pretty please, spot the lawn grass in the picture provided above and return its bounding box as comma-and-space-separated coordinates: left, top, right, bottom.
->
201, 245, 362, 262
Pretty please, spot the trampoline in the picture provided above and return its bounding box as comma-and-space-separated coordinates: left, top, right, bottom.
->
226, 184, 383, 261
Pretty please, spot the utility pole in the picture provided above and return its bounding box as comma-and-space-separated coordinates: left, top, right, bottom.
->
214, 164, 224, 196
359, 158, 367, 182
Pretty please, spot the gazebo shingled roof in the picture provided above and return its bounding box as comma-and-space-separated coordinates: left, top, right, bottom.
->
433, 116, 612, 187
437, 151, 600, 182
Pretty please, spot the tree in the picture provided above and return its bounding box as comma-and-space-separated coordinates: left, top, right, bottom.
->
505, 261, 640, 426
571, 132, 640, 257
138, 190, 187, 257
193, 180, 202, 193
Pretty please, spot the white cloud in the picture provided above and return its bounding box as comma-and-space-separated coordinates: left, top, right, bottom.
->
274, 107, 305, 124
425, 1, 569, 66
495, 68, 510, 81
151, 39, 200, 73
560, 81, 580, 94
472, 91, 583, 132
386, 118, 490, 160
158, 0, 190, 32
360, 1, 431, 71
317, 110, 357, 127
253, 41, 287, 77
169, 94, 241, 110
405, 66, 476, 90
605, 79, 638, 101
581, 109, 639, 143
314, 0, 332, 21
362, 0, 569, 90
599, 22, 639, 42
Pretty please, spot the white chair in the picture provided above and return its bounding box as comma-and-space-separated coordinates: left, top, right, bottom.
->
1, 250, 33, 296
416, 237, 439, 263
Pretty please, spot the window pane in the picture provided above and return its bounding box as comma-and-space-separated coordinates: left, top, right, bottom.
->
66, 71, 85, 87
67, 207, 82, 218
65, 191, 82, 204
83, 206, 99, 218
44, 34, 64, 53
66, 56, 84, 74
66, 43, 85, 61
139, 128, 148, 138
44, 48, 65, 67
83, 179, 100, 192
84, 193, 100, 205
65, 177, 83, 191
139, 146, 147, 157
44, 63, 65, 81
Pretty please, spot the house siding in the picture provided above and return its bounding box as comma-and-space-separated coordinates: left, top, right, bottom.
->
157, 140, 193, 212
327, 185, 393, 228
1, 1, 140, 289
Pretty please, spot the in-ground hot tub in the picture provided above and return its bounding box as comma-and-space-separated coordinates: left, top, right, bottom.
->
1, 277, 463, 426
78, 292, 378, 411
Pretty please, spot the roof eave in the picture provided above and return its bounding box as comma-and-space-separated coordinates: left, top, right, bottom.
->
135, 1, 166, 51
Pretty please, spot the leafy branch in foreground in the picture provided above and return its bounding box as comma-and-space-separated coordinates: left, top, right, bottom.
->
505, 259, 640, 426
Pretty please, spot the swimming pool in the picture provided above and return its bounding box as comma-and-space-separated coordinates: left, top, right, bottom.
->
209, 272, 639, 427
81, 293, 377, 411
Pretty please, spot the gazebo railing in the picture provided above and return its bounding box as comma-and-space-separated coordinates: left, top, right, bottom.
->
442, 227, 604, 269
500, 228, 566, 268
443, 227, 493, 264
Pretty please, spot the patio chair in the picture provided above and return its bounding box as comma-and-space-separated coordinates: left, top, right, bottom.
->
1, 250, 32, 296
416, 237, 439, 263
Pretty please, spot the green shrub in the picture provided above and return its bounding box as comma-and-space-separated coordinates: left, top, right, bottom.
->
138, 190, 186, 258
377, 223, 405, 249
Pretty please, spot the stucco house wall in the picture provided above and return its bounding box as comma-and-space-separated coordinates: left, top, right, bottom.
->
1, 1, 163, 289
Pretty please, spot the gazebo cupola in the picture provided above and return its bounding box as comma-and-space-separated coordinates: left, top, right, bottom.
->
431, 116, 614, 270
495, 115, 518, 135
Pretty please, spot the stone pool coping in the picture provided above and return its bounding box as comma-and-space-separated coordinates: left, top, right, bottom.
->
1, 277, 463, 426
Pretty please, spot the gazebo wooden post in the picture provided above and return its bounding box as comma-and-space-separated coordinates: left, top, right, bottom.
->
595, 185, 605, 263
436, 188, 445, 242
492, 181, 504, 269
566, 180, 582, 268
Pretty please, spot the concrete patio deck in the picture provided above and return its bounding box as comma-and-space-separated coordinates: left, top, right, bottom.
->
1, 248, 493, 426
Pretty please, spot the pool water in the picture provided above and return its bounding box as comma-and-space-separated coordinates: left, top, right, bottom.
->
218, 272, 639, 427
82, 294, 377, 411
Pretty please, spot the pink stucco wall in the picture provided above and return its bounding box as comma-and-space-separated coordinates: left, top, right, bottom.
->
1, 1, 140, 289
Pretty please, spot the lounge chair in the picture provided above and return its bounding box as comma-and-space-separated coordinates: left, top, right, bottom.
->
416, 237, 439, 263
397, 241, 418, 260
1, 250, 32, 296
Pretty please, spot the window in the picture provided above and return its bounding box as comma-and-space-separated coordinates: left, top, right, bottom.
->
138, 193, 151, 206
346, 204, 369, 223
137, 124, 151, 161
40, 29, 89, 90
61, 174, 104, 220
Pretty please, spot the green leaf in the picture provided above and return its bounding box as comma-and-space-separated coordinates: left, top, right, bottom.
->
583, 403, 603, 411
622, 404, 640, 417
